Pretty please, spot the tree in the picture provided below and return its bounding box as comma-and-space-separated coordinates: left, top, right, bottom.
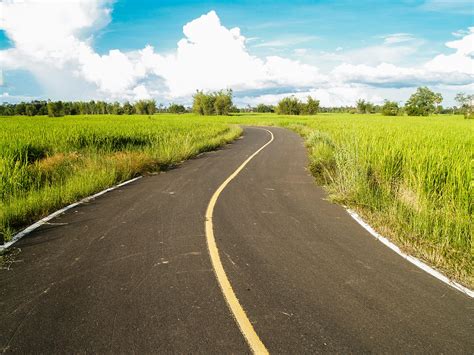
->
455, 93, 474, 119
134, 100, 156, 115
302, 96, 320, 115
356, 99, 375, 114
192, 90, 233, 115
168, 103, 186, 114
255, 104, 274, 113
405, 87, 443, 116
214, 90, 233, 115
47, 101, 64, 117
381, 100, 401, 116
123, 101, 134, 115
276, 96, 302, 115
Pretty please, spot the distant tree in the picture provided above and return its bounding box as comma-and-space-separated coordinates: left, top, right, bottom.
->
256, 104, 274, 113
193, 90, 233, 115
146, 100, 156, 115
123, 101, 134, 115
14, 102, 26, 115
134, 100, 147, 115
276, 96, 302, 115
356, 99, 376, 114
134, 100, 156, 115
381, 100, 401, 116
168, 103, 186, 114
25, 103, 37, 116
302, 96, 320, 115
192, 91, 206, 115
214, 90, 233, 115
455, 92, 474, 119
47, 101, 64, 117
111, 102, 123, 115
405, 87, 443, 116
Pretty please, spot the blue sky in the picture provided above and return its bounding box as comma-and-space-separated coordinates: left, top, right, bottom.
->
0, 0, 473, 106
92, 0, 471, 54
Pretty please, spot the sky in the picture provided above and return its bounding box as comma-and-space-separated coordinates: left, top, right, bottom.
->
0, 0, 473, 106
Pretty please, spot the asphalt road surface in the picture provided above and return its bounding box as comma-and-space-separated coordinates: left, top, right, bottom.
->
1, 127, 472, 353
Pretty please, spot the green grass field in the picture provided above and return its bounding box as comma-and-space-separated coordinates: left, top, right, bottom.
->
1, 113, 472, 286
222, 113, 473, 286
0, 114, 241, 243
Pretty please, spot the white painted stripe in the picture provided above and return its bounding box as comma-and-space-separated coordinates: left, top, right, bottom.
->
347, 209, 474, 298
0, 176, 142, 252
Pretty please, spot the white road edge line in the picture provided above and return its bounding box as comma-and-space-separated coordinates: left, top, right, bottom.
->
347, 209, 474, 298
205, 128, 273, 355
0, 176, 143, 252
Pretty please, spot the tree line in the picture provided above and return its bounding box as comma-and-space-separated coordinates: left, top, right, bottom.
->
1, 87, 472, 118
0, 100, 158, 117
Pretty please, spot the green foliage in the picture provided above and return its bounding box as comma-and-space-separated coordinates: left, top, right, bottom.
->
356, 99, 376, 114
214, 113, 472, 285
276, 96, 302, 115
123, 101, 135, 115
192, 89, 233, 115
302, 96, 320, 115
0, 114, 241, 244
381, 100, 401, 116
134, 100, 156, 115
405, 87, 443, 116
47, 101, 64, 117
256, 104, 274, 113
168, 103, 186, 114
276, 96, 319, 115
455, 92, 474, 119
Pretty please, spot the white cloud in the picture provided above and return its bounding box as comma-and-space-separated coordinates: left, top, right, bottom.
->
0, 2, 472, 106
380, 33, 415, 44
0, 5, 326, 100
252, 35, 319, 48
331, 28, 474, 88
421, 0, 474, 14
425, 27, 474, 74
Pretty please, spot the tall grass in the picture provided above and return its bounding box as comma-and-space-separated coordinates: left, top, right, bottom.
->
0, 114, 241, 243
221, 113, 473, 286
1, 112, 471, 287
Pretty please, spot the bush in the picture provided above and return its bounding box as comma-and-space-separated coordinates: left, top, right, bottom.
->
256, 104, 274, 113
276, 96, 302, 115
134, 100, 156, 115
302, 96, 320, 115
455, 93, 474, 119
168, 103, 186, 114
356, 99, 376, 114
47, 101, 64, 117
192, 89, 233, 115
276, 96, 319, 115
381, 101, 401, 116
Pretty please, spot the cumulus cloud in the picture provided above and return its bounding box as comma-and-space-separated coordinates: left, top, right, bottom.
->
0, 3, 325, 101
380, 33, 415, 44
0, 1, 473, 105
331, 28, 474, 88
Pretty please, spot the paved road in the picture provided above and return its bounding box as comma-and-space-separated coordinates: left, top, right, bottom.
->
1, 127, 472, 353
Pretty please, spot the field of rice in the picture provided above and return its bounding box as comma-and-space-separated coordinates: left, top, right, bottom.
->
223, 113, 473, 286
0, 114, 241, 243
1, 113, 471, 287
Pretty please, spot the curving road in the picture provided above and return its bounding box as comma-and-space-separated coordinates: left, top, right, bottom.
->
1, 127, 472, 353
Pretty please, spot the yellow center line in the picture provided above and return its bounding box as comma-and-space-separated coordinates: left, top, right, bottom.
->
205, 128, 274, 355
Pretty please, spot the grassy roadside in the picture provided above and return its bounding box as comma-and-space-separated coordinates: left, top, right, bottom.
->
1, 112, 471, 288
220, 113, 473, 288
0, 114, 241, 244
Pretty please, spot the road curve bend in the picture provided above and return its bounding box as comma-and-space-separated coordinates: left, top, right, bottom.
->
0, 127, 472, 353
